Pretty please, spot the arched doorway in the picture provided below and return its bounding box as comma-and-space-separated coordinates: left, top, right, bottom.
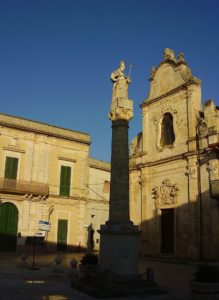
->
0, 202, 18, 251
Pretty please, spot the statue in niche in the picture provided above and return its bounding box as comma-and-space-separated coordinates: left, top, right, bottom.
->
111, 60, 131, 102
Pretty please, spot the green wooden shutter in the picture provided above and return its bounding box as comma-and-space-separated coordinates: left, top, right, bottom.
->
59, 166, 71, 196
4, 157, 18, 179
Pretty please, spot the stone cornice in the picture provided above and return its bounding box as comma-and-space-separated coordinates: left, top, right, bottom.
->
49, 194, 87, 203
58, 156, 77, 163
89, 158, 111, 172
3, 146, 25, 153
129, 151, 198, 170
87, 197, 109, 204
0, 113, 91, 145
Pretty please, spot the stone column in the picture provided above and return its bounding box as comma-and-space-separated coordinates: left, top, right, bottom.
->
109, 119, 130, 223
99, 98, 140, 277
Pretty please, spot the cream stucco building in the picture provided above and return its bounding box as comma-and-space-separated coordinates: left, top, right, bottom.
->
129, 48, 219, 261
0, 113, 110, 252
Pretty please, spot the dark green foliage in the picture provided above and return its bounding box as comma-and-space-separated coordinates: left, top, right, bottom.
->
80, 253, 98, 265
194, 264, 219, 282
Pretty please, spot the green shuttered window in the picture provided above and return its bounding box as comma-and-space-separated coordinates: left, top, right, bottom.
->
4, 157, 19, 179
59, 166, 71, 197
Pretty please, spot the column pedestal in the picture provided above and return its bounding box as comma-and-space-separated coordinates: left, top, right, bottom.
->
99, 223, 140, 276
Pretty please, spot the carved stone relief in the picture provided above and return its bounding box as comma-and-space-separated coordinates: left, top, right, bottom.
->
152, 179, 180, 208
207, 160, 218, 181
185, 166, 197, 179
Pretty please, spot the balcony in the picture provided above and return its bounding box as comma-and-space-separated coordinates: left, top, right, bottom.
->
0, 178, 49, 196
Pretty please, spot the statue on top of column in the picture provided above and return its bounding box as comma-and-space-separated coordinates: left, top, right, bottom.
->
109, 60, 133, 122
111, 60, 131, 102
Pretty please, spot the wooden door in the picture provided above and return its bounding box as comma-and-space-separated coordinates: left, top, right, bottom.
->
0, 203, 18, 251
57, 219, 68, 251
161, 209, 174, 254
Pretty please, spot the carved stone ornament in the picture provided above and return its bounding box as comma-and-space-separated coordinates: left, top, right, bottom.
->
108, 107, 133, 121
198, 119, 208, 136
163, 48, 176, 62
152, 179, 180, 208
150, 66, 156, 80
185, 166, 197, 179
207, 160, 218, 181
177, 52, 185, 62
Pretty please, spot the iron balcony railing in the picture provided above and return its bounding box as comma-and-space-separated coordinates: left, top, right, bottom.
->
0, 178, 49, 196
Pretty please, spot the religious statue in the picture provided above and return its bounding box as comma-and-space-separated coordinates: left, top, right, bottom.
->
109, 60, 133, 121
111, 60, 131, 102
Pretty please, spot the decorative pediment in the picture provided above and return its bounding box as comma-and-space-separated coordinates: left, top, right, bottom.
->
145, 48, 201, 102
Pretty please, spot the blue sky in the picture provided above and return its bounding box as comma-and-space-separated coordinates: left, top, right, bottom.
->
0, 0, 218, 162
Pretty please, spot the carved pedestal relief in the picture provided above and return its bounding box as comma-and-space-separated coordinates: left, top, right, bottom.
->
152, 179, 180, 209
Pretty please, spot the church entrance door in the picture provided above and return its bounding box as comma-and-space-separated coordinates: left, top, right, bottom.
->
161, 208, 174, 254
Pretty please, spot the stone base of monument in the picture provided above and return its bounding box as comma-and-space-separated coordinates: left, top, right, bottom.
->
98, 222, 141, 276
71, 223, 165, 298
71, 268, 165, 298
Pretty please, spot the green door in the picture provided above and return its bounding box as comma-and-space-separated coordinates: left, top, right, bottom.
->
0, 203, 18, 252
57, 219, 68, 251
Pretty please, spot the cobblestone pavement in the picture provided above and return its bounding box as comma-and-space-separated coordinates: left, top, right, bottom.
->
0, 253, 196, 299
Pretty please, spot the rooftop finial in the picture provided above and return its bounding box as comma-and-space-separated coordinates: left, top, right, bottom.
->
163, 48, 175, 61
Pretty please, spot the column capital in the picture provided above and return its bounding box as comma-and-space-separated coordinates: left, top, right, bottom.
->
109, 98, 133, 121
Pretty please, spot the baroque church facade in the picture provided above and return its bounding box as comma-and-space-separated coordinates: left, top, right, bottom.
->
130, 48, 219, 260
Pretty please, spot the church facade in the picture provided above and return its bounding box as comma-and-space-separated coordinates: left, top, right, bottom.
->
0, 113, 110, 252
129, 49, 219, 260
